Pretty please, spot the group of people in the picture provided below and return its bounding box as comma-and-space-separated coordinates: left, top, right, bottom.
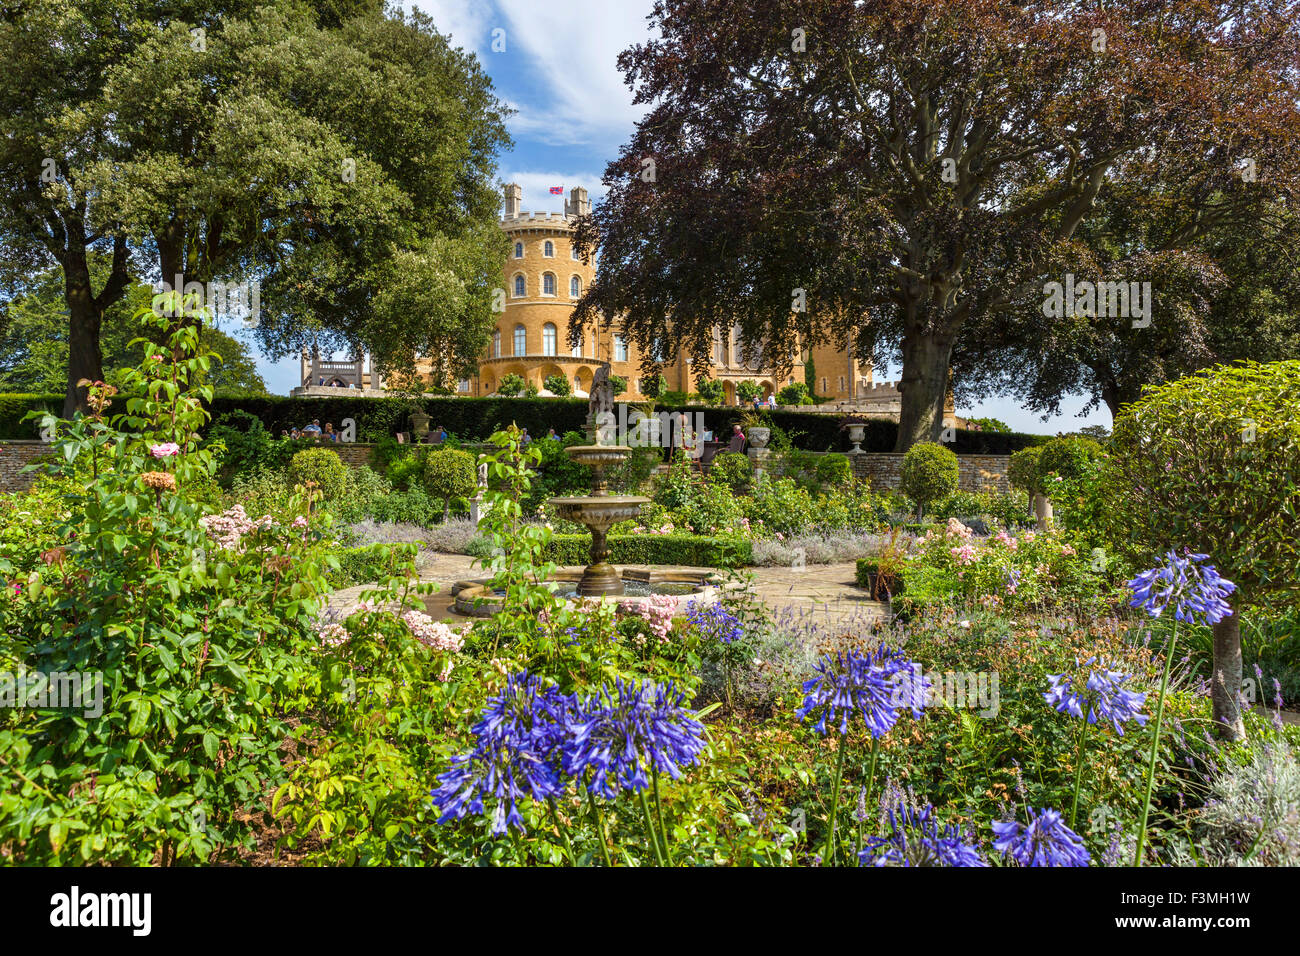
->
281, 420, 341, 442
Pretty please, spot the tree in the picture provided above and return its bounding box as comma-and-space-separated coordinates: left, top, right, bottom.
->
1, 2, 508, 415
776, 382, 812, 406
573, 1, 1300, 450
900, 442, 959, 517
0, 265, 266, 395
1106, 360, 1300, 740
543, 374, 571, 397
696, 377, 724, 404
496, 374, 525, 397
424, 448, 476, 520
736, 380, 761, 404
610, 375, 628, 397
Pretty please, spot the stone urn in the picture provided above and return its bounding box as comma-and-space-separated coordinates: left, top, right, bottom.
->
409, 409, 430, 439
847, 424, 865, 454
747, 426, 771, 449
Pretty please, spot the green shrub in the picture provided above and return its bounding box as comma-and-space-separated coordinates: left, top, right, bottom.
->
1038, 435, 1102, 485
696, 378, 724, 404
288, 446, 349, 501
899, 442, 959, 516
423, 448, 477, 520
1008, 445, 1044, 502
776, 382, 812, 406
539, 533, 751, 568
814, 452, 851, 486
736, 380, 762, 404
543, 373, 571, 396
330, 542, 421, 587
497, 373, 525, 397
1106, 359, 1300, 737
709, 452, 751, 492
742, 477, 817, 535
0, 393, 60, 439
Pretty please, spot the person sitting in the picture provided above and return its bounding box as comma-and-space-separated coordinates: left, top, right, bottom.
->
302, 419, 322, 438
521, 428, 532, 446
727, 423, 746, 454
280, 429, 290, 439
323, 422, 338, 442
290, 427, 302, 439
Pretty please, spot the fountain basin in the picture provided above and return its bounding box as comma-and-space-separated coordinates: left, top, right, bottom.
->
452, 566, 722, 617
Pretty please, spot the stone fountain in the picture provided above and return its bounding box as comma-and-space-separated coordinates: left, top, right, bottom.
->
547, 367, 650, 596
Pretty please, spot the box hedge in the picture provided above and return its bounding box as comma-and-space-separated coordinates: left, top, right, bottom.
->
542, 533, 752, 569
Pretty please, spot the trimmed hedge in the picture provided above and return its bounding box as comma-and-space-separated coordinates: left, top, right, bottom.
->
0, 393, 61, 439
0, 391, 1050, 453
543, 533, 752, 569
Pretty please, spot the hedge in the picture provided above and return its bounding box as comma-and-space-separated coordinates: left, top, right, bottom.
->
0, 394, 61, 439
542, 533, 752, 569
0, 391, 1049, 454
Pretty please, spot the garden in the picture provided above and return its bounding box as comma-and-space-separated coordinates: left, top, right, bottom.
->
2, 313, 1297, 869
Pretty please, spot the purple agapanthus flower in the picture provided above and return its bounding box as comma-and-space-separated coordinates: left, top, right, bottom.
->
1044, 656, 1149, 734
1126, 550, 1236, 626
993, 807, 1091, 867
564, 678, 706, 798
859, 804, 987, 867
685, 601, 744, 644
797, 648, 929, 737
430, 670, 572, 835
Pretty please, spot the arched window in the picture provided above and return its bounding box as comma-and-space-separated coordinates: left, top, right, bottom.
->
493, 329, 501, 357
614, 334, 629, 362
570, 275, 581, 298
820, 376, 828, 394
513, 274, 525, 298
514, 325, 527, 356
571, 332, 583, 357
542, 273, 556, 296
514, 242, 523, 258
838, 375, 846, 392
571, 244, 579, 260
542, 323, 557, 356
543, 240, 554, 257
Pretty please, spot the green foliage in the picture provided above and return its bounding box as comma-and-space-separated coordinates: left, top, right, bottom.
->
741, 477, 818, 536
814, 452, 851, 486
776, 382, 813, 405
496, 374, 526, 397
1106, 360, 1300, 605
1008, 445, 1044, 500
535, 533, 752, 568
289, 447, 350, 502
610, 375, 628, 397
0, 393, 60, 439
965, 416, 1011, 433
1038, 435, 1102, 484
543, 373, 571, 396
422, 448, 477, 520
736, 380, 762, 404
899, 442, 959, 514
708, 452, 751, 492
696, 378, 724, 404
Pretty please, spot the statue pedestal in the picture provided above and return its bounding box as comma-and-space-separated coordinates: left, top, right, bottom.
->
747, 446, 773, 478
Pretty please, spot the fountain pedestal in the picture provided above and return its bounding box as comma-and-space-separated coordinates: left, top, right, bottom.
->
549, 494, 649, 596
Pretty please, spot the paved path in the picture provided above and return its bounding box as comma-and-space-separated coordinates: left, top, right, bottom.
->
328, 555, 889, 630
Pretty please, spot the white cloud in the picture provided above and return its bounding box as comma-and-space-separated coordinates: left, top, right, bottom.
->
408, 0, 497, 57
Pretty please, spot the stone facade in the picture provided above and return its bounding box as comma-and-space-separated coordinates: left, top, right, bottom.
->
0, 441, 51, 494
849, 451, 1012, 495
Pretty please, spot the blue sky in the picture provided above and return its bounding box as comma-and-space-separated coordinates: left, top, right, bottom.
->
256, 0, 1109, 436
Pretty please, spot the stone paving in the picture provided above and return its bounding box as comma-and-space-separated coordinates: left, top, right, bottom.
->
328, 554, 891, 630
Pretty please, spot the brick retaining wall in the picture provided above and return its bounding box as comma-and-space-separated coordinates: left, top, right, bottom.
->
849, 451, 1011, 495
0, 440, 51, 494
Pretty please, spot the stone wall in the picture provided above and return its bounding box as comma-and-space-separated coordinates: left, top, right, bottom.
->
327, 442, 377, 469
849, 451, 1011, 495
0, 441, 51, 494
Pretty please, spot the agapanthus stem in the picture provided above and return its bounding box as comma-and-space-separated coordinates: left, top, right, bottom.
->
856, 736, 881, 860
1069, 720, 1089, 828
586, 787, 613, 867
1135, 621, 1177, 866
638, 789, 667, 866
548, 797, 577, 867
823, 732, 849, 865
651, 765, 673, 864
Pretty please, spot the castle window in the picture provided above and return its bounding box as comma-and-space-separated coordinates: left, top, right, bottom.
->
513, 274, 525, 297
514, 242, 523, 258
514, 325, 527, 356
543, 323, 557, 356
572, 332, 583, 358
543, 273, 556, 296
838, 376, 846, 392
570, 275, 581, 298
614, 334, 629, 362
571, 244, 579, 260
543, 240, 554, 258
820, 376, 827, 393
493, 329, 501, 358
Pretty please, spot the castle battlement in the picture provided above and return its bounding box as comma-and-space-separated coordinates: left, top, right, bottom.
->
502, 210, 573, 224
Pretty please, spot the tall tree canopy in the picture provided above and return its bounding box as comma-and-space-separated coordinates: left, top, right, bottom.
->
573, 0, 1300, 449
0, 1, 509, 414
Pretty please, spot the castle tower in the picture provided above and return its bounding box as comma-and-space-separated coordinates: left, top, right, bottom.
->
503, 182, 522, 219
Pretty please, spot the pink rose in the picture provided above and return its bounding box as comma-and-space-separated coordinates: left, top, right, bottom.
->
149, 442, 181, 458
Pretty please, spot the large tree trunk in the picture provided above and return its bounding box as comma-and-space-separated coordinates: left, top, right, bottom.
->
1212, 615, 1246, 741
894, 326, 955, 451
62, 255, 104, 419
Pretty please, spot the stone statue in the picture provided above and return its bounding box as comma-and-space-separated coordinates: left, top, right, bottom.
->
587, 366, 615, 444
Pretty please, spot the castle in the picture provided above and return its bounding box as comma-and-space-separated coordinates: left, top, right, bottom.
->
297, 183, 961, 425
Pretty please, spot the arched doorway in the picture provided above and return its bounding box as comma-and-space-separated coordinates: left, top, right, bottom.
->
574, 366, 594, 397
723, 380, 736, 406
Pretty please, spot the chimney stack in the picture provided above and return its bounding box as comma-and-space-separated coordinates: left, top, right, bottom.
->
503, 182, 521, 219
565, 186, 591, 218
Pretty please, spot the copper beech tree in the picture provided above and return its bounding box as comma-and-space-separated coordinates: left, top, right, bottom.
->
572, 0, 1300, 449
